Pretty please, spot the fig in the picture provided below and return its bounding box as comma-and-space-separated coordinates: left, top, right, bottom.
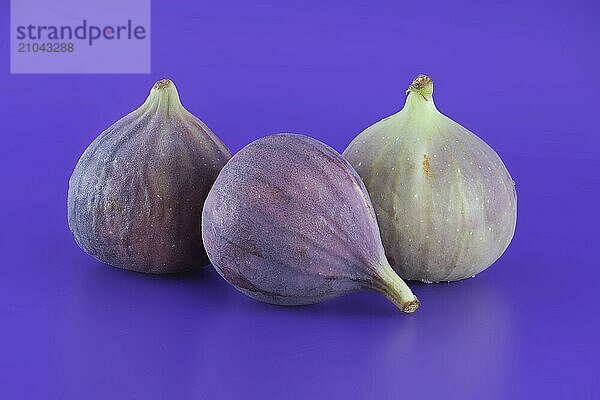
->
201, 134, 419, 313
68, 79, 231, 273
344, 75, 517, 282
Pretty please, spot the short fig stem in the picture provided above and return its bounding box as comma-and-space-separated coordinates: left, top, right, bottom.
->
406, 74, 434, 101
153, 79, 173, 90
374, 262, 420, 313
143, 78, 184, 113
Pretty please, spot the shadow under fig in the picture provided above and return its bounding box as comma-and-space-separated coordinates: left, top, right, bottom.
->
78, 258, 238, 310
78, 259, 417, 317
77, 258, 513, 322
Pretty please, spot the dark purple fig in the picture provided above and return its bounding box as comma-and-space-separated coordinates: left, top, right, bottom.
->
201, 134, 419, 313
68, 79, 231, 273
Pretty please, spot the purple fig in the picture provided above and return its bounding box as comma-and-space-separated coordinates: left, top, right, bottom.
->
68, 79, 231, 273
201, 134, 419, 313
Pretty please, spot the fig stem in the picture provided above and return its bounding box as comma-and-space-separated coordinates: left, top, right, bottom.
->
154, 79, 174, 90
406, 74, 434, 101
376, 262, 420, 313
142, 78, 184, 114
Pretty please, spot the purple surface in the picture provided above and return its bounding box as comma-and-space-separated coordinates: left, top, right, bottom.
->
1, 0, 599, 398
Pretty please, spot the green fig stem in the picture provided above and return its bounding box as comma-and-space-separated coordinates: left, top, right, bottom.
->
403, 74, 437, 115
375, 262, 420, 313
406, 74, 433, 101
153, 79, 173, 90
142, 78, 184, 114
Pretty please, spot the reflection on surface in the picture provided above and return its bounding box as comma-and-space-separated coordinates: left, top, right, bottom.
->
368, 279, 514, 398
52, 255, 515, 398
59, 263, 232, 398
180, 273, 514, 398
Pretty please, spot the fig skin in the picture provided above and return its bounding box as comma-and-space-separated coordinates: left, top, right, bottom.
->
344, 75, 517, 282
68, 79, 231, 273
202, 134, 419, 313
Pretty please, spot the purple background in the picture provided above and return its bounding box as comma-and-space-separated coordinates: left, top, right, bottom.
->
1, 0, 599, 398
